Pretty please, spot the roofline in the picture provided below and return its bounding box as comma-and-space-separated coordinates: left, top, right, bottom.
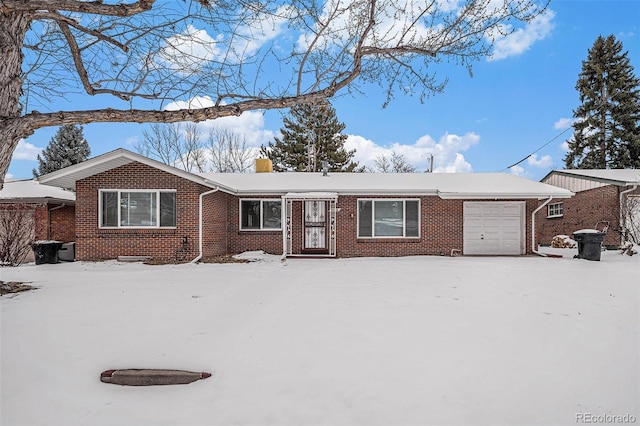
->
205, 188, 572, 199
37, 148, 221, 190
544, 169, 640, 186
437, 191, 573, 200
0, 198, 75, 205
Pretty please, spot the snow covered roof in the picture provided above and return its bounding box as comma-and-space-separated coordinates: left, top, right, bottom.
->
0, 179, 75, 204
38, 148, 573, 200
38, 149, 217, 191
543, 169, 640, 186
199, 171, 573, 199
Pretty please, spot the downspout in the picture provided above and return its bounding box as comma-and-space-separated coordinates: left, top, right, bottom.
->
619, 184, 638, 245
190, 187, 220, 263
47, 203, 66, 240
531, 196, 553, 257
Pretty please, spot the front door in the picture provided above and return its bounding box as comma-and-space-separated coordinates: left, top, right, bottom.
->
303, 200, 328, 254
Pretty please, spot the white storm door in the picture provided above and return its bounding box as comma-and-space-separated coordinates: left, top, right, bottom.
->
304, 200, 327, 252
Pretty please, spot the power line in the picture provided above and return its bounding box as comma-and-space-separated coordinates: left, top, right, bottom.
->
500, 126, 572, 172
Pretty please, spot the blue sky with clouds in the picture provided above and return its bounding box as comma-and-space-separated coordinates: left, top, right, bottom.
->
7, 0, 640, 181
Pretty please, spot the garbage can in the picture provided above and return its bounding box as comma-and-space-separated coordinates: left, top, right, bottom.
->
32, 241, 64, 265
572, 230, 606, 261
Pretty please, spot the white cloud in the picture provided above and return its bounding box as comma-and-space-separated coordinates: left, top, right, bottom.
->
232, 5, 292, 60
346, 131, 479, 173
165, 96, 274, 147
488, 9, 555, 61
12, 140, 42, 161
509, 165, 525, 176
124, 136, 139, 146
158, 25, 222, 73
165, 95, 215, 111
554, 117, 573, 130
5, 172, 14, 180
527, 154, 553, 168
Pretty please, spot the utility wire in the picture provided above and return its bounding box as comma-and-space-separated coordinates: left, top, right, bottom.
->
500, 126, 572, 172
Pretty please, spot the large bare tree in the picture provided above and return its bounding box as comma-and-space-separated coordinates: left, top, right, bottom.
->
0, 0, 548, 187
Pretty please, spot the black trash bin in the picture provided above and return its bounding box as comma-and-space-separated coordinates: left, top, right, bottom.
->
32, 241, 64, 265
572, 230, 606, 261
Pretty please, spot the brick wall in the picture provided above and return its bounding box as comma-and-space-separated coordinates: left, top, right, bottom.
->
76, 162, 212, 262
224, 196, 539, 257
227, 196, 284, 255
74, 162, 545, 261
535, 185, 638, 247
202, 191, 232, 257
49, 204, 75, 242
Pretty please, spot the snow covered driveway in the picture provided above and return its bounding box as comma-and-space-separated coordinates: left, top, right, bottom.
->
1, 252, 638, 425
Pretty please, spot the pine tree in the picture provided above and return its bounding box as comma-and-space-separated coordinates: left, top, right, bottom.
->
564, 35, 640, 169
33, 124, 91, 177
260, 101, 361, 172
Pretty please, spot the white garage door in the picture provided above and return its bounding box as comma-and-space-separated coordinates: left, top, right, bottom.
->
463, 202, 525, 255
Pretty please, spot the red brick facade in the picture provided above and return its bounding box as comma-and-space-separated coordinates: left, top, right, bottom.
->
74, 161, 545, 261
76, 162, 211, 262
535, 185, 640, 248
0, 202, 75, 242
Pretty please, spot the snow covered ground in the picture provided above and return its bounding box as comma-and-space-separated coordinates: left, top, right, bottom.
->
1, 249, 638, 426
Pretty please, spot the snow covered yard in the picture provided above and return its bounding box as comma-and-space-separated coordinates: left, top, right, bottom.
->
1, 251, 638, 426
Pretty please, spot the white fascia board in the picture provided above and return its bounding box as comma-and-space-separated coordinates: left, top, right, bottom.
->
438, 191, 574, 200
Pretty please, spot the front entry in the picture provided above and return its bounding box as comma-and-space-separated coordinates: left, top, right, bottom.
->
303, 200, 328, 254
283, 193, 337, 257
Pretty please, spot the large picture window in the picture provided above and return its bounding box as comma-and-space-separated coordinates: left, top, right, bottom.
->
240, 199, 282, 230
100, 190, 176, 228
358, 199, 420, 238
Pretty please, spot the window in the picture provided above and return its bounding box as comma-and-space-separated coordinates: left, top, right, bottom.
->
240, 199, 282, 230
358, 199, 420, 238
100, 190, 176, 228
548, 202, 564, 218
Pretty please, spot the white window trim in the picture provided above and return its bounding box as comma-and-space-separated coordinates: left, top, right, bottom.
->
547, 202, 564, 218
98, 189, 177, 229
239, 199, 283, 231
357, 198, 421, 238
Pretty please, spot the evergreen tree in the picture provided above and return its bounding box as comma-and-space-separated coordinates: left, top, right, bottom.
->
260, 102, 361, 172
564, 35, 640, 169
33, 124, 91, 177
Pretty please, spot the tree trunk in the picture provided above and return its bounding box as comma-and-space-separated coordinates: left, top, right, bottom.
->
0, 10, 30, 187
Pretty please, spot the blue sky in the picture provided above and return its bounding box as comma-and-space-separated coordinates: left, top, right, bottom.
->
7, 0, 640, 181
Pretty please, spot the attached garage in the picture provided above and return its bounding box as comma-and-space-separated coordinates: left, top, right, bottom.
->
463, 202, 525, 255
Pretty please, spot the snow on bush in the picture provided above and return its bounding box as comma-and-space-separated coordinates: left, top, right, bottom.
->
619, 241, 639, 256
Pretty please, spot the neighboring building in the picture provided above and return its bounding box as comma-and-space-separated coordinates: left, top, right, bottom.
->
0, 179, 76, 262
537, 169, 640, 247
38, 149, 572, 262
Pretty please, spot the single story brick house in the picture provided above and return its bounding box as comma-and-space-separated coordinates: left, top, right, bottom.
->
536, 169, 640, 247
38, 149, 572, 262
0, 179, 76, 262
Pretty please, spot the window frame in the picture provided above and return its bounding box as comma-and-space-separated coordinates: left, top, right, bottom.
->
239, 198, 283, 231
357, 198, 420, 238
547, 202, 564, 218
98, 189, 177, 229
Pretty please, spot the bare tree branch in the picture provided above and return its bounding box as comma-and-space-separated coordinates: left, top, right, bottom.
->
0, 0, 550, 186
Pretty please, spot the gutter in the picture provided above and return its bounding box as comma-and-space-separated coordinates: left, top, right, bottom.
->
190, 187, 220, 263
619, 184, 638, 245
531, 196, 554, 257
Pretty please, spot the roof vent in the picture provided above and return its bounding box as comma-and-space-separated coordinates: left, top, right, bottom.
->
322, 161, 329, 176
